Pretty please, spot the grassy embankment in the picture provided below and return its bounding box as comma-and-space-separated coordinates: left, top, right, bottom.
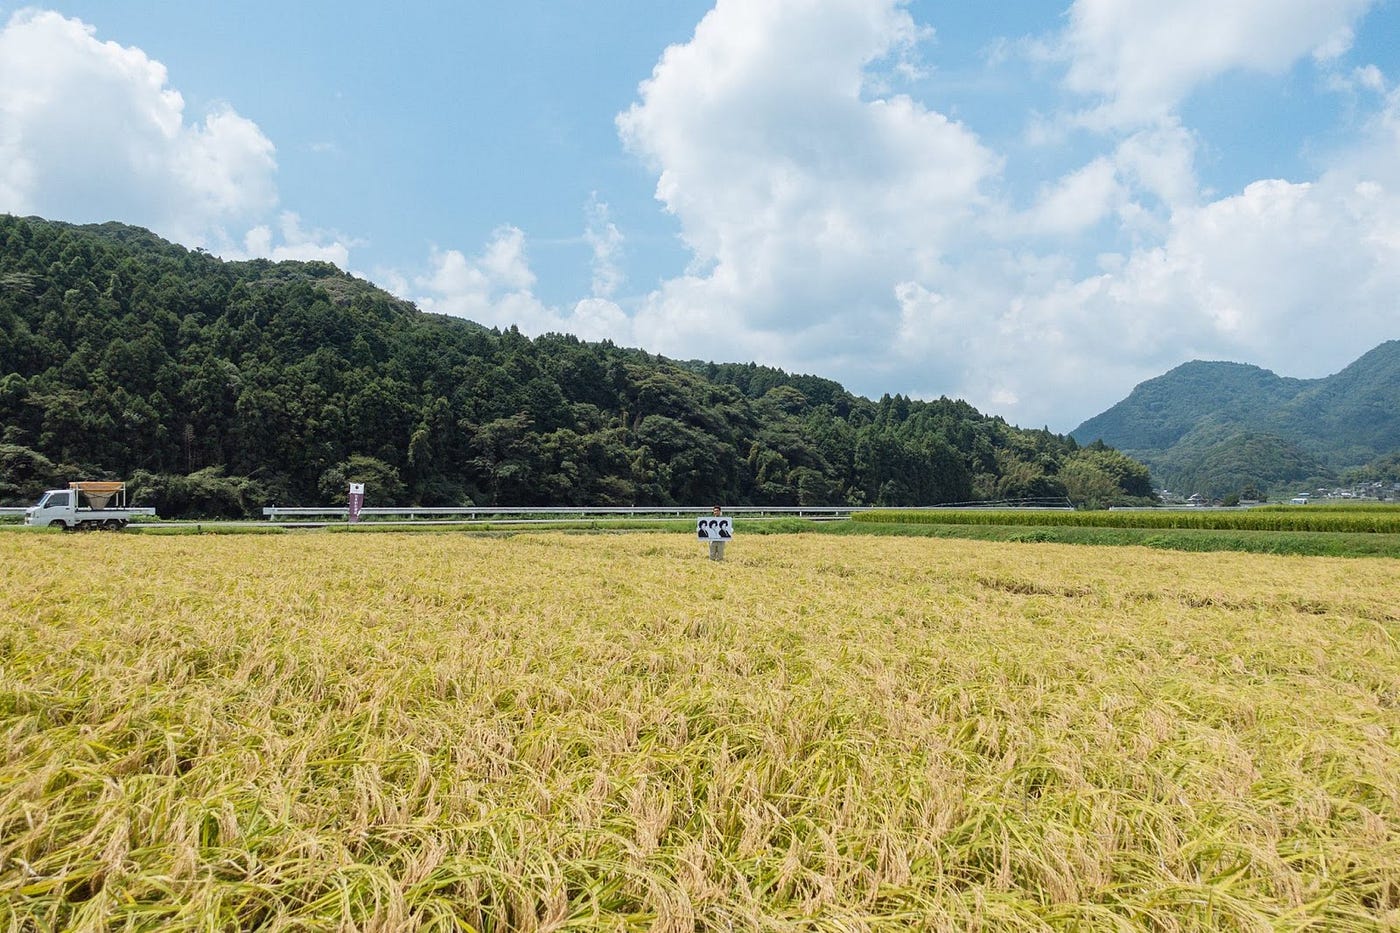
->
2, 532, 1397, 929
8, 504, 1400, 554
7, 503, 1400, 557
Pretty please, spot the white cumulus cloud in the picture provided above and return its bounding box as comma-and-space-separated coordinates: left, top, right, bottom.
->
1056, 0, 1378, 126
605, 0, 1400, 429
954, 166, 1400, 428
240, 212, 356, 268
617, 0, 998, 373
1021, 157, 1123, 235
0, 9, 277, 246
413, 226, 629, 343
584, 194, 625, 299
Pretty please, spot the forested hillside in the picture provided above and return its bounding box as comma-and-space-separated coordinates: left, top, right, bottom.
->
1072, 346, 1400, 497
0, 215, 1152, 516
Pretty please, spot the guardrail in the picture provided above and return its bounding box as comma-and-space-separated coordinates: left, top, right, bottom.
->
262, 505, 856, 521
0, 507, 156, 516
9, 502, 1075, 523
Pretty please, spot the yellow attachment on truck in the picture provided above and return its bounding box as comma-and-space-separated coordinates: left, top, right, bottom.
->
69, 481, 126, 510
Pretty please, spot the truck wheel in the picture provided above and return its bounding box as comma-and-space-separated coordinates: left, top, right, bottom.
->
47, 520, 69, 531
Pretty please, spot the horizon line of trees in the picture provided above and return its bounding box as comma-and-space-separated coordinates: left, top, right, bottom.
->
0, 214, 1154, 517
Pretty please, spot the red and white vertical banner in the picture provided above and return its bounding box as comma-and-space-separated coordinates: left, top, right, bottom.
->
348, 482, 365, 523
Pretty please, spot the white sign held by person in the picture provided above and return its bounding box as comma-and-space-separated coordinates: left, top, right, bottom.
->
696, 517, 733, 541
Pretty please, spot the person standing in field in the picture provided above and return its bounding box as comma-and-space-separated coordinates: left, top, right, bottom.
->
708, 504, 726, 561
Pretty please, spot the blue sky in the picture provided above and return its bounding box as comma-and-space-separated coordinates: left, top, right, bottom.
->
2, 1, 1398, 431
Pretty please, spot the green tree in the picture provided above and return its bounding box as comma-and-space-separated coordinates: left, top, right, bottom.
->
0, 214, 1155, 514
318, 455, 406, 507
469, 413, 540, 504
0, 443, 61, 504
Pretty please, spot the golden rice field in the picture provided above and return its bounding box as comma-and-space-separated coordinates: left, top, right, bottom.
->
2, 531, 1398, 931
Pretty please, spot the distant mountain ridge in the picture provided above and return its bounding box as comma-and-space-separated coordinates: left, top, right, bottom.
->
1071, 342, 1400, 496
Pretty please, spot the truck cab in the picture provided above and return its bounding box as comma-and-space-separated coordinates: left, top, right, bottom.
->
27, 489, 76, 527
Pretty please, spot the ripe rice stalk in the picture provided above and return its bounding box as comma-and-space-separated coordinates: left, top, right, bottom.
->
1, 532, 1396, 929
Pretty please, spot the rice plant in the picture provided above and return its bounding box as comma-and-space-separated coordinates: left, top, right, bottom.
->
2, 532, 1397, 930
854, 506, 1400, 534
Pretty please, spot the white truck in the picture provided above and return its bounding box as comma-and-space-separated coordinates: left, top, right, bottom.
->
24, 481, 156, 530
